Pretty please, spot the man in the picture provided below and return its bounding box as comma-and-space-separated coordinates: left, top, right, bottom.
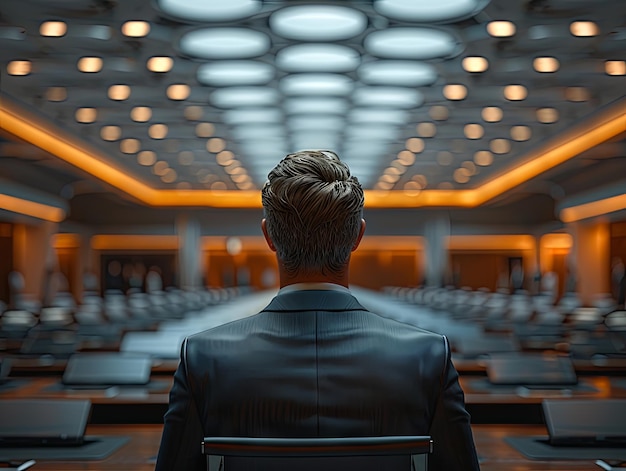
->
155, 150, 480, 470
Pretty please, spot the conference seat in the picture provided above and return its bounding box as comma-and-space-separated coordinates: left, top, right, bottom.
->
202, 436, 432, 471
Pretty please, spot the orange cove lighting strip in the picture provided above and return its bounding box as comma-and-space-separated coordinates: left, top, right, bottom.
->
1, 95, 624, 213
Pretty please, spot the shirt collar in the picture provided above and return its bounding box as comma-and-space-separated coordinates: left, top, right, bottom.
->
278, 282, 351, 296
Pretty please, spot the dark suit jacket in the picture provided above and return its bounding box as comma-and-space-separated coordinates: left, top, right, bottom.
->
155, 290, 480, 470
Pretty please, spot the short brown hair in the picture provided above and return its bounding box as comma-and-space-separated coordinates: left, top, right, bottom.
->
261, 150, 364, 276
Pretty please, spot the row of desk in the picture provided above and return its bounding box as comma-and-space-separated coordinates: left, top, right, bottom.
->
3, 424, 608, 471
2, 288, 625, 470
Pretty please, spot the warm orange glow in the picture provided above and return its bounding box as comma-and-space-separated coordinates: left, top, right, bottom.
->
448, 235, 535, 251
0, 193, 65, 222
91, 235, 179, 250
201, 236, 425, 252
52, 233, 81, 249
1, 95, 624, 210
540, 233, 572, 249
561, 193, 626, 223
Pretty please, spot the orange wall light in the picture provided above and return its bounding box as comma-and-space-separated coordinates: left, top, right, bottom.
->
0, 193, 65, 222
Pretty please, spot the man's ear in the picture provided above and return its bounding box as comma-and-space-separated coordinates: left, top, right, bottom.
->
352, 219, 366, 252
261, 219, 277, 252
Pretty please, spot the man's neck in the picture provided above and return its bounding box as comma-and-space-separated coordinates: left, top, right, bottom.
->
278, 269, 350, 289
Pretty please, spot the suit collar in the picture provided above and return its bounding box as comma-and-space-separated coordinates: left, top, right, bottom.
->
261, 289, 368, 313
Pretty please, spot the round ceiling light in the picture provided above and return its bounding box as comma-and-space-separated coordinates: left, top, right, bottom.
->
179, 28, 270, 59
374, 0, 487, 23
270, 5, 367, 41
352, 87, 424, 108
276, 44, 360, 73
358, 60, 437, 86
364, 27, 460, 59
223, 108, 283, 125
211, 87, 280, 108
280, 74, 354, 96
288, 115, 345, 132
157, 0, 261, 22
283, 97, 349, 115
197, 61, 274, 86
348, 108, 409, 125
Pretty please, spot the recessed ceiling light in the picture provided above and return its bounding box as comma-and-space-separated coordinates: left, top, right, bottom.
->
358, 60, 437, 87
40, 21, 67, 37
178, 151, 195, 166
216, 151, 235, 166
453, 167, 470, 183
348, 108, 408, 125
270, 5, 367, 41
473, 150, 493, 166
510, 125, 531, 141
147, 56, 173, 73
75, 108, 97, 124
196, 122, 215, 138
7, 60, 31, 76
211, 87, 280, 108
101, 125, 121, 141
403, 181, 422, 195
365, 27, 459, 60
179, 28, 270, 59
131, 106, 152, 122
486, 20, 515, 38
153, 161, 169, 176
177, 182, 192, 190
207, 138, 226, 153
490, 138, 511, 154
161, 168, 178, 183
157, 0, 261, 22
416, 122, 437, 138
462, 56, 488, 73
46, 87, 67, 102
443, 84, 467, 100
504, 84, 527, 101
353, 87, 424, 107
461, 160, 477, 175
280, 74, 353, 96
167, 84, 190, 100
137, 151, 157, 166
482, 106, 502, 122
77, 57, 103, 73
120, 138, 140, 154
397, 150, 415, 166
197, 61, 274, 86
565, 86, 590, 102
436, 151, 454, 166
122, 21, 150, 38
570, 21, 598, 37
375, 0, 487, 22
536, 107, 559, 123
108, 84, 130, 101
211, 182, 228, 191
375, 181, 394, 191
605, 60, 626, 76
533, 57, 559, 73
184, 106, 204, 121
429, 105, 449, 121
406, 137, 425, 153
149, 124, 168, 139
276, 44, 360, 73
464, 123, 484, 139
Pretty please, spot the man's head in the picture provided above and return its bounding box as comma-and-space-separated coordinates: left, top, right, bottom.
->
261, 150, 365, 278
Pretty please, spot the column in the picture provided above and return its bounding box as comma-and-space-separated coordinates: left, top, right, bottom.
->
423, 215, 450, 287
177, 214, 203, 290
568, 219, 611, 305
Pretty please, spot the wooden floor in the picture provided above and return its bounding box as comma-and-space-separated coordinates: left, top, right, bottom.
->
9, 424, 602, 471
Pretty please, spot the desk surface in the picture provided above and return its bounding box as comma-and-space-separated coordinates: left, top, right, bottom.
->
9, 424, 604, 471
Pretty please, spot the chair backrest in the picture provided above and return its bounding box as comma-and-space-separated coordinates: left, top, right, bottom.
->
202, 436, 432, 471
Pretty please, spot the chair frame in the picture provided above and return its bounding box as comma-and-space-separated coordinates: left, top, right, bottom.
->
202, 435, 432, 471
